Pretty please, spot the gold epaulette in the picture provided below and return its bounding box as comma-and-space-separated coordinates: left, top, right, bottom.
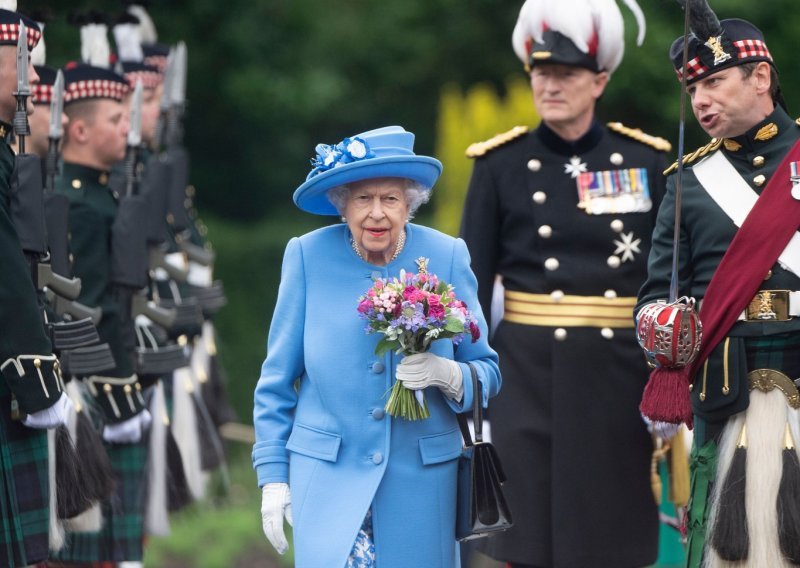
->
465, 126, 529, 158
607, 122, 672, 152
663, 138, 724, 175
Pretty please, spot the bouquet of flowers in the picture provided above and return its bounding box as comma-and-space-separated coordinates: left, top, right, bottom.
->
357, 257, 481, 420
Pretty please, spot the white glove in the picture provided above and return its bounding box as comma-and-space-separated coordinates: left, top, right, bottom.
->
23, 392, 73, 429
102, 409, 153, 444
396, 352, 464, 402
261, 482, 293, 555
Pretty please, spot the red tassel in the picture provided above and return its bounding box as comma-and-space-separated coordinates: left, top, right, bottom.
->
639, 367, 693, 428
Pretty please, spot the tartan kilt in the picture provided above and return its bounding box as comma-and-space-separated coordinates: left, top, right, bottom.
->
0, 378, 50, 567
52, 419, 148, 562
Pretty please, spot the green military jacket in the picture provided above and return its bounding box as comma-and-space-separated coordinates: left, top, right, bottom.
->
0, 127, 62, 414
55, 162, 146, 422
637, 106, 800, 422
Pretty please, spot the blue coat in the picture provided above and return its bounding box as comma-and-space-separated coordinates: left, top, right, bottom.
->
253, 223, 501, 568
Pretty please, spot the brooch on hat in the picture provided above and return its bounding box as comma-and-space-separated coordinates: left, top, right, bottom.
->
310, 136, 375, 177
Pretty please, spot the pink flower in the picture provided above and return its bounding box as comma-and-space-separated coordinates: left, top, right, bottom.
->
427, 294, 445, 319
357, 299, 372, 313
469, 321, 481, 342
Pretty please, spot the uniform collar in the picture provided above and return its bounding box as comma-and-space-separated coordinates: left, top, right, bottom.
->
536, 119, 604, 156
61, 161, 112, 187
0, 119, 12, 141
722, 105, 795, 155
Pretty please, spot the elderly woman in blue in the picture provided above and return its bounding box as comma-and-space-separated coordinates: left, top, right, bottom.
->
253, 126, 501, 568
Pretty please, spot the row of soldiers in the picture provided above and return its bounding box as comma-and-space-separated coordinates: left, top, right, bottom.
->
0, 2, 234, 566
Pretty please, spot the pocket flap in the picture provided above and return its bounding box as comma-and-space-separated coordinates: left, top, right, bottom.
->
418, 428, 462, 465
286, 423, 342, 462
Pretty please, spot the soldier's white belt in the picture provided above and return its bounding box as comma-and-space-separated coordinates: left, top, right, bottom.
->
737, 290, 800, 322
503, 290, 636, 328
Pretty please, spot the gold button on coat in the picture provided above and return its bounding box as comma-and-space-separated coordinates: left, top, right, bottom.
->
753, 174, 766, 187
752, 156, 765, 167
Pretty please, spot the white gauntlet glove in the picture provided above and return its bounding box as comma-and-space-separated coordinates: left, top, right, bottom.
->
23, 392, 73, 429
396, 352, 464, 402
261, 482, 293, 555
102, 409, 152, 444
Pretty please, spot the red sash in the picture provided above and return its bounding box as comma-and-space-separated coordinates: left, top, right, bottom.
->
641, 139, 800, 426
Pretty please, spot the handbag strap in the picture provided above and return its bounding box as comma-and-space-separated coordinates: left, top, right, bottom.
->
457, 362, 483, 447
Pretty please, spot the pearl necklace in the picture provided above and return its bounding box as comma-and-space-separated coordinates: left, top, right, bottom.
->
351, 229, 406, 264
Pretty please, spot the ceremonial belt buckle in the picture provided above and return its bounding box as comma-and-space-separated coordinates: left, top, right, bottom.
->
745, 290, 791, 321
748, 368, 800, 408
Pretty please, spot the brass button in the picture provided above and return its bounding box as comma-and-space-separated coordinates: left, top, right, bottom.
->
103, 384, 112, 393
123, 385, 132, 394
33, 358, 41, 368
610, 152, 623, 166
765, 270, 773, 280
752, 155, 765, 168
71, 179, 82, 189
135, 382, 142, 391
99, 173, 109, 185
527, 159, 541, 172
532, 191, 546, 204
753, 174, 766, 187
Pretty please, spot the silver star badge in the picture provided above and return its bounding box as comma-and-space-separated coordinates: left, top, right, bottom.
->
563, 155, 588, 178
613, 231, 642, 263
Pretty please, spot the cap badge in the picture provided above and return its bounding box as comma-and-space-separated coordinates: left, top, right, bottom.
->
705, 36, 732, 66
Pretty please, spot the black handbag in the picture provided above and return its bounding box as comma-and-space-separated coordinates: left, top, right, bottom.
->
456, 362, 513, 541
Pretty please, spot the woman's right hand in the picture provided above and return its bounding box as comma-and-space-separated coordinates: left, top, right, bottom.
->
261, 482, 293, 555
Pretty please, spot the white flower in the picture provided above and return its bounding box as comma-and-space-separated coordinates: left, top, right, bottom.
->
347, 139, 367, 159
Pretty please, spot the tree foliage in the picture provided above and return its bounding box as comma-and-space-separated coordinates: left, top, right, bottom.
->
23, 0, 800, 222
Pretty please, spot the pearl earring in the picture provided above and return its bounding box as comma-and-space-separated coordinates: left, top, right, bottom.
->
341, 216, 347, 223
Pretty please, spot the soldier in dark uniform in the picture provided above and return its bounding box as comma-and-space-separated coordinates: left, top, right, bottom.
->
0, 8, 71, 567
48, 20, 152, 567
460, 1, 668, 566
636, 2, 800, 566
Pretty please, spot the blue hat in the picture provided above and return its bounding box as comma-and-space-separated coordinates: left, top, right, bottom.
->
293, 126, 442, 216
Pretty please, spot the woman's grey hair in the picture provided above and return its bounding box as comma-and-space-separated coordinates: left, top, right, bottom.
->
327, 179, 431, 220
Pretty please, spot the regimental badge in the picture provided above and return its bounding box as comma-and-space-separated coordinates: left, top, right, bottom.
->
790, 161, 800, 200
576, 167, 652, 214
705, 35, 732, 66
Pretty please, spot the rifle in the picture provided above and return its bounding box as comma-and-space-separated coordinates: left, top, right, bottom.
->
112, 79, 177, 337
8, 24, 103, 354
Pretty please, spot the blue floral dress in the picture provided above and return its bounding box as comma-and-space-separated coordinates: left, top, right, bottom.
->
346, 509, 376, 567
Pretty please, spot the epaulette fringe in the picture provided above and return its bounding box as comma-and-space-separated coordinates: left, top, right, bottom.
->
465, 126, 529, 158
663, 138, 723, 175
607, 122, 672, 152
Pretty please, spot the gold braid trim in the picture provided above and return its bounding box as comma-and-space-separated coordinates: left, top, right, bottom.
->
663, 138, 724, 175
606, 122, 672, 152
465, 126, 529, 158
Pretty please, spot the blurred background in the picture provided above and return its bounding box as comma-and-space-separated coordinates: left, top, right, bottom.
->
23, 0, 800, 565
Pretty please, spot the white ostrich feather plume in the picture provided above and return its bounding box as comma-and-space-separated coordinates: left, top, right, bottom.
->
81, 23, 110, 68
512, 0, 646, 74
113, 22, 143, 62
127, 4, 157, 43
31, 22, 45, 66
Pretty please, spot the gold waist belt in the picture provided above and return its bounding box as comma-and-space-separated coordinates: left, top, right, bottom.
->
503, 290, 636, 328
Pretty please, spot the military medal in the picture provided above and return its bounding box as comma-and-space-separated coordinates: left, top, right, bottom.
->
790, 161, 800, 200
576, 167, 652, 214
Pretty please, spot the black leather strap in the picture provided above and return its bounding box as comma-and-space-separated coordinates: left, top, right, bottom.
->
457, 362, 483, 446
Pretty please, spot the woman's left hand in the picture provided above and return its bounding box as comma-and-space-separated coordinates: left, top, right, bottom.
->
396, 352, 464, 401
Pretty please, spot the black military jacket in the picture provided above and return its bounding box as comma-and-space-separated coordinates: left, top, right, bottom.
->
462, 120, 669, 318
0, 126, 62, 414
56, 162, 146, 422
